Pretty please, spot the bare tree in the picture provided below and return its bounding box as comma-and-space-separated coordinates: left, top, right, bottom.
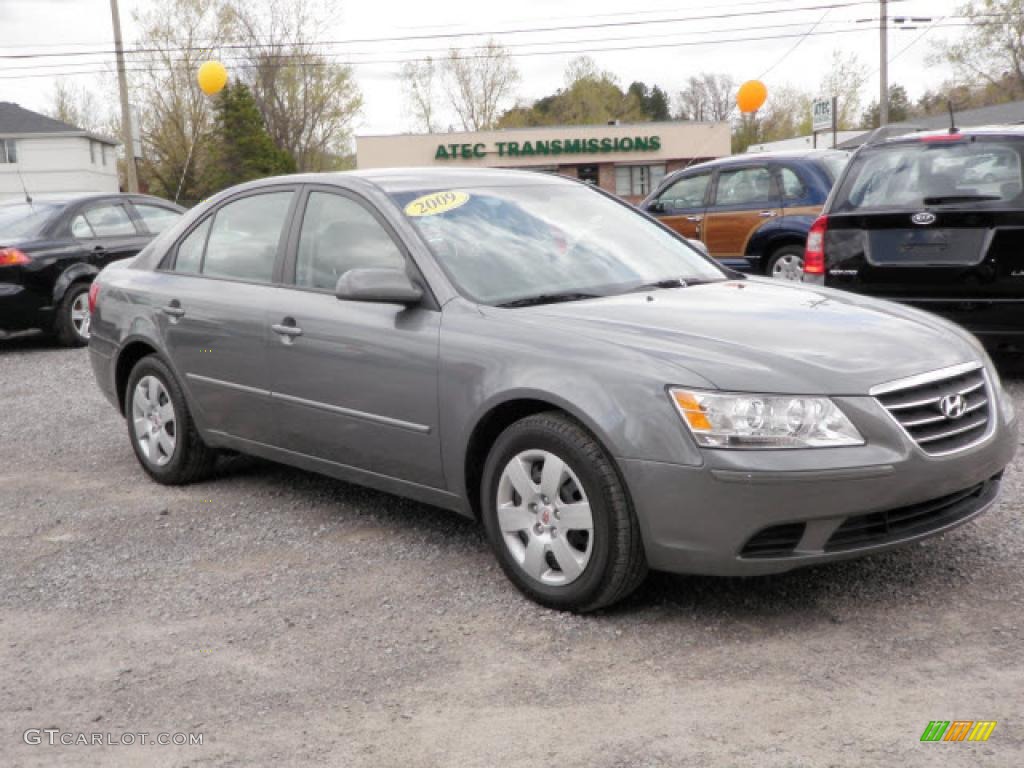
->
131, 0, 234, 202
677, 73, 735, 122
401, 57, 438, 132
818, 50, 868, 129
442, 40, 520, 131
47, 80, 108, 133
227, 0, 363, 171
931, 0, 1024, 98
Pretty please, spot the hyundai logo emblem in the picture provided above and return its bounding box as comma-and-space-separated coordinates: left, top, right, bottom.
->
912, 212, 937, 226
938, 393, 967, 420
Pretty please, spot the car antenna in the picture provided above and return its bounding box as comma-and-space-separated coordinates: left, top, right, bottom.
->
15, 166, 33, 207
947, 100, 959, 135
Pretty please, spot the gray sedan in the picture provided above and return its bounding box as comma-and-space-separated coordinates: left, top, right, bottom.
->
88, 169, 1018, 611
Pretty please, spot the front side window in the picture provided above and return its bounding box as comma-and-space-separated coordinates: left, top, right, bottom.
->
656, 172, 710, 210
295, 192, 405, 291
201, 192, 293, 283
713, 167, 775, 207
135, 204, 182, 235
391, 184, 725, 306
82, 204, 136, 237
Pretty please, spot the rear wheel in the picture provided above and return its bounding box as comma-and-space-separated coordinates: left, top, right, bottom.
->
125, 355, 216, 485
481, 412, 647, 612
766, 245, 805, 281
54, 283, 91, 347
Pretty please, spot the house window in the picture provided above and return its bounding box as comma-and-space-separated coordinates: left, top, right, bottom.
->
101, 144, 108, 166
614, 164, 666, 197
0, 139, 16, 164
89, 141, 97, 164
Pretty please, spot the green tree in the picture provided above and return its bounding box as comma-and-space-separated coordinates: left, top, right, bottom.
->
204, 82, 295, 193
497, 57, 646, 128
627, 82, 671, 121
861, 84, 912, 128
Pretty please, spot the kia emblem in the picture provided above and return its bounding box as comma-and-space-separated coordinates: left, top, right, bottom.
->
912, 212, 937, 226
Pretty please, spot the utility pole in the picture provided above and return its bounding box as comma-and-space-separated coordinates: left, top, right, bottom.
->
879, 0, 889, 126
109, 0, 139, 193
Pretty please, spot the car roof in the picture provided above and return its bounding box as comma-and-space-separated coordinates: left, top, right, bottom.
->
872, 124, 1024, 146
662, 149, 845, 177
0, 193, 183, 210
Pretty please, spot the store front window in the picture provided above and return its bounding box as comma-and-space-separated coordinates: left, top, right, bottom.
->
577, 165, 600, 185
615, 164, 666, 197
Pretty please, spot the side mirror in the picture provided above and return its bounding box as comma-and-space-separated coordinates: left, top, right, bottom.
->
335, 268, 424, 306
647, 200, 665, 214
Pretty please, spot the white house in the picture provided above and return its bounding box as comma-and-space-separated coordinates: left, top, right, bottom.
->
0, 102, 120, 202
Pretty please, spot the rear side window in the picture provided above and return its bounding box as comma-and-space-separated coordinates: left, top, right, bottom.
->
778, 167, 806, 200
295, 192, 405, 291
835, 139, 1024, 211
135, 204, 181, 234
713, 167, 775, 206
177, 192, 293, 283
82, 204, 137, 237
656, 173, 709, 209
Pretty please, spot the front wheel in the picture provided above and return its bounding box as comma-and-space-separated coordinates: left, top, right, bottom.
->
481, 412, 647, 612
766, 245, 805, 281
125, 355, 217, 485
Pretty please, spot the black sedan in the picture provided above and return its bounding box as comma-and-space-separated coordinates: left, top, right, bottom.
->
0, 194, 184, 346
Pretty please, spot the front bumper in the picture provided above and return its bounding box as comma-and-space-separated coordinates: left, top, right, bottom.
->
620, 395, 1018, 576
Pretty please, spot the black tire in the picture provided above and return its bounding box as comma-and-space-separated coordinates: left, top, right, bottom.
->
54, 282, 91, 347
765, 245, 805, 281
125, 355, 217, 485
481, 411, 647, 612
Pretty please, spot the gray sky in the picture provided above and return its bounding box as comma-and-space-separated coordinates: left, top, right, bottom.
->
1, 0, 967, 135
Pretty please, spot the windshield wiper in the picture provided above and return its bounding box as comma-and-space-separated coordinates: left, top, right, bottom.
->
922, 194, 1002, 205
625, 277, 718, 293
496, 291, 604, 308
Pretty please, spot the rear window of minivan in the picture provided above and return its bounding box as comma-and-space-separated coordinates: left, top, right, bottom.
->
832, 137, 1024, 212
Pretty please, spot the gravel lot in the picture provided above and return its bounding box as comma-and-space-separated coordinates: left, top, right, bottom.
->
1, 332, 1022, 767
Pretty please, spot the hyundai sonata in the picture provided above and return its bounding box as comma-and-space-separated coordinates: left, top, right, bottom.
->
88, 169, 1017, 611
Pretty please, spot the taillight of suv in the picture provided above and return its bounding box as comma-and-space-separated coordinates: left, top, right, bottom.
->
804, 216, 828, 275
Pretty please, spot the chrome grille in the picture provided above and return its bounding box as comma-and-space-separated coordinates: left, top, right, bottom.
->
872, 363, 992, 456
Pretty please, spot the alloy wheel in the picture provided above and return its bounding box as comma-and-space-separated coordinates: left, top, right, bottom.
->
70, 292, 91, 339
496, 449, 594, 586
132, 375, 177, 467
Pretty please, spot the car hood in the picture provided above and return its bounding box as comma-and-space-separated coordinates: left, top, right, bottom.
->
489, 278, 982, 395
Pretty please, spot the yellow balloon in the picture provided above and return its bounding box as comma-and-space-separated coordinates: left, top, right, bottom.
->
197, 61, 228, 96
736, 80, 768, 113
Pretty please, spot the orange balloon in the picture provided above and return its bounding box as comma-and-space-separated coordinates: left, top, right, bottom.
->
197, 61, 228, 96
736, 80, 768, 113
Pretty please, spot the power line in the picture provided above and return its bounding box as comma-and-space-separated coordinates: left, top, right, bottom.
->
0, 0, 903, 61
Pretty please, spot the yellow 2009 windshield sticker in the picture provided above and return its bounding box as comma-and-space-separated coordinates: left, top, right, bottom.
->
404, 190, 470, 217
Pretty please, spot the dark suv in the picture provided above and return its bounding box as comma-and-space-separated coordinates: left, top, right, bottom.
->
802, 126, 1024, 346
0, 194, 183, 346
639, 150, 847, 279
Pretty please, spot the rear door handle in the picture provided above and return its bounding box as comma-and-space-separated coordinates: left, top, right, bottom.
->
92, 245, 106, 254
759, 210, 779, 218
162, 302, 185, 318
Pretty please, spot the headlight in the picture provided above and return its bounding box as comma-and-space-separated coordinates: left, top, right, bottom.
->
670, 388, 865, 449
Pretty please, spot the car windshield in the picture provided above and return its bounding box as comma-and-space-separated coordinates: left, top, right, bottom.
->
390, 183, 726, 305
0, 202, 62, 240
833, 137, 1024, 212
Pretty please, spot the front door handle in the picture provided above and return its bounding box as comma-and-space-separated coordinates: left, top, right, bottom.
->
162, 301, 185, 319
685, 215, 703, 222
272, 320, 303, 340
758, 210, 779, 218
